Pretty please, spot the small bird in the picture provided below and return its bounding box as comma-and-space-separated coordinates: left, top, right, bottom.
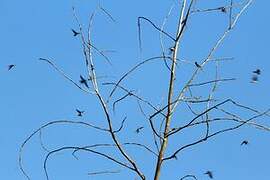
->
181, 18, 187, 25
71, 29, 80, 37
204, 171, 213, 179
220, 7, 227, 13
169, 47, 175, 52
76, 109, 84, 117
195, 62, 201, 68
251, 75, 258, 83
8, 64, 15, 71
135, 126, 144, 134
79, 75, 89, 88
252, 69, 261, 75
241, 140, 249, 146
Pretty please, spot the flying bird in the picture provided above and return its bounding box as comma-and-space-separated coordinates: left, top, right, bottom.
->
8, 64, 15, 71
76, 109, 84, 117
252, 69, 261, 75
71, 29, 80, 37
204, 171, 213, 179
251, 75, 258, 83
79, 75, 89, 88
135, 126, 144, 134
241, 140, 249, 146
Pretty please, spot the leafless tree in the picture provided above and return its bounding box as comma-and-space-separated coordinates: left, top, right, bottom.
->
19, 0, 270, 180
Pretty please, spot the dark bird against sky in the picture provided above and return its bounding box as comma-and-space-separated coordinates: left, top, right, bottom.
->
79, 75, 89, 88
76, 109, 84, 117
241, 140, 249, 146
221, 7, 227, 13
135, 126, 144, 134
195, 62, 201, 68
204, 171, 213, 179
252, 69, 261, 75
251, 75, 258, 83
71, 29, 80, 37
7, 64, 15, 71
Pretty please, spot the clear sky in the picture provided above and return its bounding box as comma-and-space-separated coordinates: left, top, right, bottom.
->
1, 0, 270, 180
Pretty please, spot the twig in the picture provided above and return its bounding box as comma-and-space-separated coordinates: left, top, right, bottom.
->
39, 58, 94, 94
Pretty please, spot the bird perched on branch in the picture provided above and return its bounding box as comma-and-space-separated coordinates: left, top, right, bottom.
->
76, 109, 84, 117
195, 62, 202, 69
220, 7, 227, 13
71, 29, 80, 37
204, 171, 213, 179
79, 75, 89, 88
169, 47, 175, 53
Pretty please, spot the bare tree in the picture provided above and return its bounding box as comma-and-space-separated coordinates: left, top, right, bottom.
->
19, 0, 270, 180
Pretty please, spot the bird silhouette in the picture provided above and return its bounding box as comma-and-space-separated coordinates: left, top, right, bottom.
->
71, 29, 80, 37
251, 75, 258, 83
8, 64, 15, 71
241, 140, 249, 146
169, 47, 175, 52
221, 7, 227, 13
135, 126, 144, 134
252, 69, 261, 75
76, 109, 84, 117
195, 62, 201, 68
204, 171, 213, 179
79, 75, 89, 88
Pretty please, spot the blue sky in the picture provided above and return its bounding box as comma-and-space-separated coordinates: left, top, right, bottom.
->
1, 0, 270, 179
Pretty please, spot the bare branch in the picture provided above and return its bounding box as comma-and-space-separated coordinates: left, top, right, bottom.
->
44, 146, 132, 180
113, 117, 127, 133
19, 120, 108, 179
138, 17, 176, 52
108, 56, 173, 101
180, 174, 198, 180
98, 4, 116, 23
164, 109, 270, 161
88, 169, 121, 176
188, 78, 236, 87
113, 92, 133, 113
39, 58, 94, 94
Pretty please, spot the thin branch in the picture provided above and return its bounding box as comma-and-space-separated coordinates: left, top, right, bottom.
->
98, 4, 116, 23
39, 58, 94, 94
72, 142, 158, 157
171, 0, 253, 114
180, 174, 198, 180
168, 99, 231, 137
113, 92, 133, 113
137, 100, 160, 152
108, 56, 173, 101
86, 42, 113, 65
88, 169, 121, 176
164, 109, 270, 161
138, 17, 176, 47
19, 120, 108, 180
104, 82, 166, 117
188, 78, 236, 87
44, 146, 132, 180
160, 2, 177, 71
191, 2, 243, 14
39, 130, 50, 153
113, 117, 127, 133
